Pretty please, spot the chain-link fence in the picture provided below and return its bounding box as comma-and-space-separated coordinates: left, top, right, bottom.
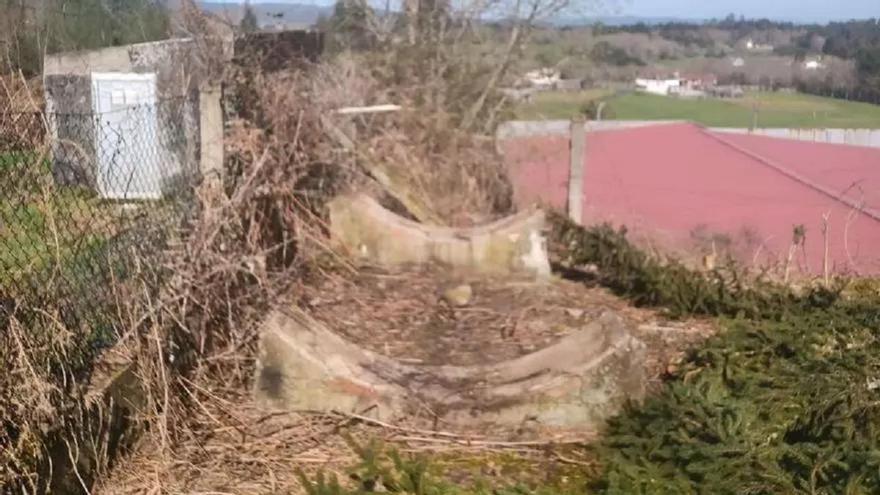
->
0, 97, 199, 350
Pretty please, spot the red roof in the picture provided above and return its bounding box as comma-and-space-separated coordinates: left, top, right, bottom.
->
502, 123, 880, 275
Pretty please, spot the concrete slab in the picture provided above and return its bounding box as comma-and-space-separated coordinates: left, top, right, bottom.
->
328, 194, 551, 277
254, 308, 645, 433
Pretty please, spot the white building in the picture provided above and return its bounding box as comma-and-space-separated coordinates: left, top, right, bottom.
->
635, 77, 681, 96
804, 59, 825, 70
745, 39, 773, 52
522, 68, 561, 90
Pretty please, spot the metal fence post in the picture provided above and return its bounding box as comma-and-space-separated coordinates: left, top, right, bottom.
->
199, 85, 224, 192
568, 116, 585, 224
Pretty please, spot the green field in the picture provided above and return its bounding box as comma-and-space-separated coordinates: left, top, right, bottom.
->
515, 90, 880, 128
0, 153, 112, 286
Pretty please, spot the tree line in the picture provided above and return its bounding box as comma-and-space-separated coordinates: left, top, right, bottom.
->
593, 16, 880, 105
1, 0, 170, 77
801, 20, 880, 104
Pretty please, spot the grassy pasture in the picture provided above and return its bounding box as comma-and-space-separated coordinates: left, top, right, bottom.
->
515, 90, 880, 128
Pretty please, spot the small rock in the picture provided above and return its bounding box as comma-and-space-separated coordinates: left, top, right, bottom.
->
577, 263, 599, 274
443, 284, 473, 307
565, 308, 585, 319
666, 356, 684, 376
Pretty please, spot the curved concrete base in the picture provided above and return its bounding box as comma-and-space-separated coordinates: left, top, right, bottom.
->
254, 309, 645, 433
328, 194, 551, 277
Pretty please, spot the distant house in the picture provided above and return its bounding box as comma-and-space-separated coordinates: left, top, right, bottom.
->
554, 79, 584, 91
635, 76, 681, 96
681, 73, 718, 90
709, 85, 745, 99
521, 68, 561, 90
745, 39, 774, 52
669, 86, 707, 99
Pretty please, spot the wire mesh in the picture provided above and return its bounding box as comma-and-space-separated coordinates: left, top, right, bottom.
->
0, 97, 199, 351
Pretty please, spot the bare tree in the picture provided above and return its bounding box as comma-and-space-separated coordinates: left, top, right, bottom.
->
328, 0, 599, 132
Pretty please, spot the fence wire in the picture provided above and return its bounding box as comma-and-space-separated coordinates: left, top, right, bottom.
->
0, 97, 199, 351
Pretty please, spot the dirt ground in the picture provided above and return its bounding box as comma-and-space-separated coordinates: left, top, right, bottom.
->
302, 263, 633, 366
302, 263, 714, 387
94, 263, 715, 493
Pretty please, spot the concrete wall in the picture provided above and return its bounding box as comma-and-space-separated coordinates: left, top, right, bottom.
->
44, 39, 207, 99
496, 120, 685, 140
712, 127, 880, 149
43, 32, 324, 195
44, 39, 207, 193
498, 121, 880, 150
45, 75, 98, 188
329, 194, 551, 277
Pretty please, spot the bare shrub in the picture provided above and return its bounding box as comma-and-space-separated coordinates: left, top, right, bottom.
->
360, 112, 514, 225
0, 0, 568, 488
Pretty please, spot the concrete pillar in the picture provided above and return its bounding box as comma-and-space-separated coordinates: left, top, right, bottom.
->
199, 86, 224, 189
568, 117, 585, 224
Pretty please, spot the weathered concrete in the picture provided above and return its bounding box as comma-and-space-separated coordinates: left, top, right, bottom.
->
328, 194, 551, 277
44, 39, 205, 99
199, 86, 224, 187
44, 32, 325, 197
568, 118, 585, 224
712, 127, 880, 149
44, 39, 205, 195
41, 358, 145, 493
255, 308, 645, 432
46, 75, 98, 188
497, 121, 880, 150
496, 120, 686, 141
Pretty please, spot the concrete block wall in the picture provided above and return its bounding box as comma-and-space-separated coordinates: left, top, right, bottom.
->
713, 127, 880, 149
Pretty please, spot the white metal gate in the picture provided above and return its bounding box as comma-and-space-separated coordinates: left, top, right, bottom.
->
91, 72, 163, 200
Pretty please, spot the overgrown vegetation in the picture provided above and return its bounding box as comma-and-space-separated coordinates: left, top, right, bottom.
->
548, 213, 880, 494
549, 212, 840, 320
287, 214, 878, 494
4, 1, 880, 493
595, 301, 880, 494
0, 0, 170, 76
296, 436, 588, 495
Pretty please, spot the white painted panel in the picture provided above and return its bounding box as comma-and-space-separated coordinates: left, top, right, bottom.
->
91, 72, 165, 200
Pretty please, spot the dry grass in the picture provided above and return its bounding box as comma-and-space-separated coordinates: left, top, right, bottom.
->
93, 385, 597, 494
0, 73, 43, 113
302, 263, 634, 366
303, 53, 515, 226
77, 38, 518, 493
0, 9, 641, 493
91, 254, 714, 493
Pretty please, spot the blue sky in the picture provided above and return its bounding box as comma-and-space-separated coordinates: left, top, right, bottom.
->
220, 0, 877, 23
616, 0, 878, 23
